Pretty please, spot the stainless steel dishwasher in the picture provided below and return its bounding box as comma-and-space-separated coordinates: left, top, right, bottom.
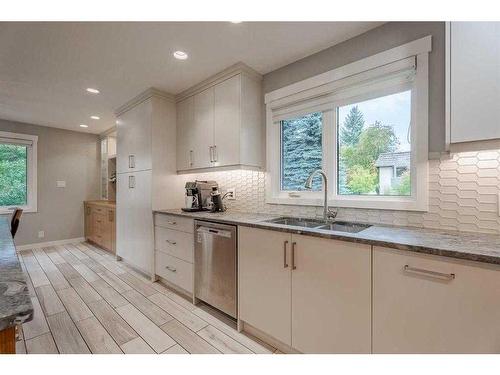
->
194, 220, 237, 318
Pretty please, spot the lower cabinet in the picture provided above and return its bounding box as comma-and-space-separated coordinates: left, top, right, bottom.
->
84, 201, 116, 253
154, 213, 194, 295
373, 246, 500, 353
239, 227, 371, 353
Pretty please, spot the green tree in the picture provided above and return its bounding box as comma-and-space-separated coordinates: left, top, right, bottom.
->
339, 121, 399, 195
0, 144, 27, 206
346, 165, 378, 194
281, 112, 323, 191
341, 121, 399, 170
340, 106, 364, 146
392, 171, 411, 196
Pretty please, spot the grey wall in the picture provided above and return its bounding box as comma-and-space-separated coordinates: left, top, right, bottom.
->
262, 22, 445, 154
0, 119, 100, 246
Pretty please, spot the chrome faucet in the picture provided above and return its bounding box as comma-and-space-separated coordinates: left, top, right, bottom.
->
304, 169, 338, 222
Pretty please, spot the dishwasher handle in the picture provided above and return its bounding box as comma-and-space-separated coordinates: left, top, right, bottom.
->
196, 226, 232, 239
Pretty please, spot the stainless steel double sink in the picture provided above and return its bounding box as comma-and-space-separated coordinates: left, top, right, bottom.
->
263, 217, 371, 233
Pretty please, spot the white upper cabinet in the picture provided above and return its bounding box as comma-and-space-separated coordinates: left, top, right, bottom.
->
214, 74, 241, 167
176, 96, 194, 171
176, 63, 263, 172
192, 87, 215, 169
447, 22, 500, 144
116, 98, 152, 173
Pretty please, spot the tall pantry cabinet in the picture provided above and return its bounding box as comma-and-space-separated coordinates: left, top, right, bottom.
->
115, 88, 183, 275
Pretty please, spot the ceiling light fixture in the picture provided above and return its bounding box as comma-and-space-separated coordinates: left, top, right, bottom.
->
86, 88, 100, 94
79, 124, 89, 128
173, 51, 188, 60
90, 115, 100, 120
230, 21, 242, 24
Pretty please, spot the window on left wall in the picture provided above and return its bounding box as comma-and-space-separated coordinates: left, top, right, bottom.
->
0, 131, 38, 213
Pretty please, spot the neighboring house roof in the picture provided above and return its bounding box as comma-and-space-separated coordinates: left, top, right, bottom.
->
375, 151, 411, 168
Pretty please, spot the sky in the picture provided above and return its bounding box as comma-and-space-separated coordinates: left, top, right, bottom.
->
338, 90, 412, 152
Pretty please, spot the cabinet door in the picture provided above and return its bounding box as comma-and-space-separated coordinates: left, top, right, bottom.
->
192, 88, 214, 169
450, 22, 500, 143
291, 235, 371, 353
373, 246, 500, 353
116, 170, 153, 274
239, 227, 292, 346
214, 75, 240, 167
176, 96, 195, 171
84, 204, 93, 241
116, 99, 152, 173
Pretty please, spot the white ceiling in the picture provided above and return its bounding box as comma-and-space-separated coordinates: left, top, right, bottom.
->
0, 22, 383, 134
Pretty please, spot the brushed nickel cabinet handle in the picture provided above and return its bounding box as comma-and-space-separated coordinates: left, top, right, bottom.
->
128, 154, 135, 168
166, 220, 176, 225
209, 146, 214, 163
189, 150, 194, 166
166, 240, 177, 245
165, 266, 177, 273
283, 240, 289, 268
403, 265, 455, 280
128, 175, 135, 189
291, 242, 297, 270
213, 145, 218, 162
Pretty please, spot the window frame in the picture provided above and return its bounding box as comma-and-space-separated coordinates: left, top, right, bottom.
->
265, 36, 431, 211
0, 131, 38, 214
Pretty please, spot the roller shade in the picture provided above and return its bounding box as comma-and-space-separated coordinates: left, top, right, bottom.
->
271, 56, 416, 121
0, 137, 33, 146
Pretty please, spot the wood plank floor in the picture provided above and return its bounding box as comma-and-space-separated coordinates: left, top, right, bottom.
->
17, 242, 278, 354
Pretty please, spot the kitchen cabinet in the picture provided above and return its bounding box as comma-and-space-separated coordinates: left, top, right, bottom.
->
117, 170, 153, 273
115, 89, 183, 276
239, 228, 292, 345
447, 22, 500, 145
239, 227, 371, 353
192, 88, 214, 169
373, 246, 500, 353
176, 96, 194, 170
116, 98, 152, 173
291, 234, 371, 353
154, 213, 194, 295
176, 63, 263, 172
84, 201, 116, 253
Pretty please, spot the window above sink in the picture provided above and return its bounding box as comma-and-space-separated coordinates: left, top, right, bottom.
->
265, 36, 432, 212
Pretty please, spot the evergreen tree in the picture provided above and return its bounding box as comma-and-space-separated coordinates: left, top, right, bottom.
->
340, 106, 364, 146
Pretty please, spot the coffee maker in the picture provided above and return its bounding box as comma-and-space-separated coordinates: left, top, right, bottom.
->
182, 180, 218, 212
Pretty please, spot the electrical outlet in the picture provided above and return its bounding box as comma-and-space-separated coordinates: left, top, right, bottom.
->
38, 230, 45, 238
226, 188, 236, 200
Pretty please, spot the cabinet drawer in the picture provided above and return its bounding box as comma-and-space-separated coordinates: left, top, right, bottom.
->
154, 226, 194, 263
92, 206, 106, 214
155, 214, 193, 233
155, 251, 193, 293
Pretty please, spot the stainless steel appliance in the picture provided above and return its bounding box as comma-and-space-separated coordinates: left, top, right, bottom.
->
194, 220, 237, 318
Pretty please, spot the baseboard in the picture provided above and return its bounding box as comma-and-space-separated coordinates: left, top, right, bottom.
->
16, 237, 85, 251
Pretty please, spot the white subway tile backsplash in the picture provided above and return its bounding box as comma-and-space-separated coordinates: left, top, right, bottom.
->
181, 149, 500, 235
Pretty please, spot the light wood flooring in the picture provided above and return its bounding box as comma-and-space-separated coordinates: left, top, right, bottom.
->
16, 242, 277, 354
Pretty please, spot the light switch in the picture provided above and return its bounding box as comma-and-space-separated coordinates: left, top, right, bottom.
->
56, 180, 66, 188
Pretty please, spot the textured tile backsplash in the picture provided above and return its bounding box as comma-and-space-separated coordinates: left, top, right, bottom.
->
181, 149, 500, 235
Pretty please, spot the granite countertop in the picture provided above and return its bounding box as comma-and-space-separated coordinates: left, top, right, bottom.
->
155, 209, 500, 266
84, 200, 116, 208
0, 218, 33, 331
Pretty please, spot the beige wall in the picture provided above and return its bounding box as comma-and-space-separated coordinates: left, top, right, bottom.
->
262, 21, 445, 154
0, 119, 100, 246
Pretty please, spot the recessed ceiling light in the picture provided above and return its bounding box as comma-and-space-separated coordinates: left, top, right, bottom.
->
173, 51, 188, 60
230, 21, 242, 24
79, 124, 88, 128
86, 88, 100, 94
90, 115, 100, 120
